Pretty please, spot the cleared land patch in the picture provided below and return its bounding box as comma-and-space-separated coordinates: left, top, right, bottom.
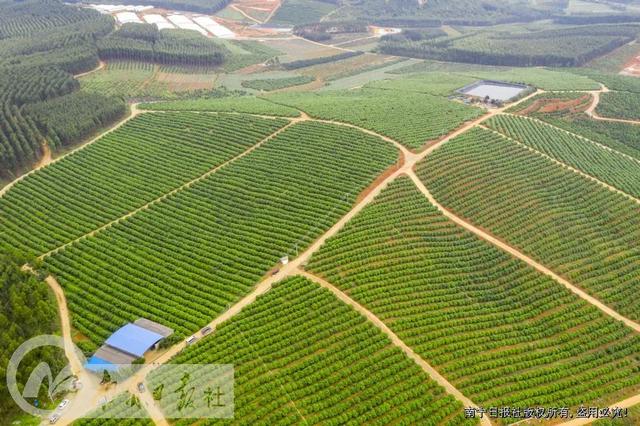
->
267, 88, 484, 150
0, 113, 289, 257
418, 127, 640, 322
307, 177, 640, 413
44, 121, 399, 346
160, 276, 474, 425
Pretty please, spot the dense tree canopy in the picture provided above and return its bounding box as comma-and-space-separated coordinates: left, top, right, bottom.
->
0, 250, 63, 421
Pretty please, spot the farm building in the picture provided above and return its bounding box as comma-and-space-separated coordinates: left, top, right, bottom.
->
85, 319, 173, 373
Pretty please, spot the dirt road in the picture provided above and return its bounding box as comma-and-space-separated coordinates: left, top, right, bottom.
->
74, 61, 106, 78
586, 86, 640, 126
297, 270, 491, 426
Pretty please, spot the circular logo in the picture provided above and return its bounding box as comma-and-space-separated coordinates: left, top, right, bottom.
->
6, 335, 85, 416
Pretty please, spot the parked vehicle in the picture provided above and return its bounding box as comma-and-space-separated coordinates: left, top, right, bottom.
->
57, 399, 69, 410
186, 335, 197, 345
201, 326, 212, 336
49, 414, 60, 424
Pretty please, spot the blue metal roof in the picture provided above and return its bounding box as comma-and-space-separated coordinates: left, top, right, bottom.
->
85, 356, 119, 373
105, 323, 164, 358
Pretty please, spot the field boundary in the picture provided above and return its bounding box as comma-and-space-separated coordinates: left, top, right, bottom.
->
406, 171, 640, 334
480, 125, 640, 205
297, 269, 490, 425
37, 118, 299, 260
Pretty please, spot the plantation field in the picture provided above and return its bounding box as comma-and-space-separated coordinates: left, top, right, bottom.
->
268, 88, 484, 150
390, 62, 601, 91
485, 114, 640, 198
241, 75, 315, 91
80, 61, 172, 100
269, 0, 336, 25
308, 177, 640, 411
537, 115, 640, 161
507, 91, 640, 161
45, 121, 399, 346
162, 276, 473, 425
596, 91, 640, 120
0, 113, 289, 256
417, 127, 640, 322
571, 69, 640, 94
366, 72, 478, 96
72, 393, 151, 425
140, 96, 300, 117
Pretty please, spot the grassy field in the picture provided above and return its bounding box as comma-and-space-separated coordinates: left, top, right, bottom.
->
308, 176, 640, 412
268, 88, 484, 150
43, 121, 398, 346
418, 127, 640, 322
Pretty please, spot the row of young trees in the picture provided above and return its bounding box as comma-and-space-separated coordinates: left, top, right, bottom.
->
97, 24, 228, 67
379, 24, 640, 67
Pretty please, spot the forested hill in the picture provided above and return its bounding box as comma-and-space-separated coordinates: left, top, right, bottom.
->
335, 0, 554, 26
0, 250, 64, 422
0, 0, 230, 181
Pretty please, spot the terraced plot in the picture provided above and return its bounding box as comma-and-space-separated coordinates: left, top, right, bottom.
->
417, 127, 640, 322
163, 276, 473, 426
485, 114, 640, 198
267, 88, 484, 150
45, 121, 399, 346
0, 113, 289, 256
307, 177, 640, 412
140, 96, 300, 117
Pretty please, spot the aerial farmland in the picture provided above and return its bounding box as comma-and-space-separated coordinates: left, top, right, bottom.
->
2, 1, 640, 425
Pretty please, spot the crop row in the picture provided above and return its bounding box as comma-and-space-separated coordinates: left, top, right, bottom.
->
485, 114, 640, 198
0, 112, 288, 257
163, 276, 473, 426
308, 177, 640, 412
45, 121, 399, 344
140, 96, 301, 117
267, 88, 484, 150
72, 393, 151, 426
596, 91, 640, 121
417, 127, 640, 322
